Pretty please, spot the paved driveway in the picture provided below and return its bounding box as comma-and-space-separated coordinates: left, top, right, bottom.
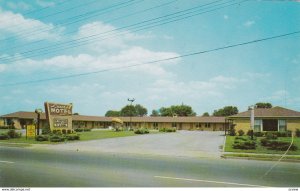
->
37, 131, 225, 158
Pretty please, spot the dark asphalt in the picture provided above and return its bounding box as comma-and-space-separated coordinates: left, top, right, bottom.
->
1, 146, 300, 187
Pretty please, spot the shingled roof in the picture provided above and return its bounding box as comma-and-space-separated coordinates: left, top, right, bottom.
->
229, 106, 300, 118
0, 111, 225, 123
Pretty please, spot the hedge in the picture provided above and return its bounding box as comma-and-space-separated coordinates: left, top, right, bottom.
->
134, 128, 149, 134
0, 133, 9, 140
232, 136, 256, 150
260, 138, 297, 151
50, 135, 65, 142
7, 130, 21, 138
36, 135, 49, 141
252, 131, 292, 137
159, 127, 176, 132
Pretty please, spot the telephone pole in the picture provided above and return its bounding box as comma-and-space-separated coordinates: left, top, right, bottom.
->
127, 98, 135, 130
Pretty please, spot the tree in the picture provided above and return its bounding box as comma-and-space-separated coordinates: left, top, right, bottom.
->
73, 113, 79, 115
255, 102, 272, 109
105, 110, 120, 117
120, 105, 137, 117
159, 107, 174, 116
202, 112, 210, 117
151, 109, 159, 116
135, 104, 148, 116
213, 106, 238, 116
159, 104, 196, 117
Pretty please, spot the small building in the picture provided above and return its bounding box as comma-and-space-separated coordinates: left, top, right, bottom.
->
227, 106, 300, 133
0, 111, 226, 131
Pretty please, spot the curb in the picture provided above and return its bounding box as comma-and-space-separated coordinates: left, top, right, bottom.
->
221, 155, 300, 163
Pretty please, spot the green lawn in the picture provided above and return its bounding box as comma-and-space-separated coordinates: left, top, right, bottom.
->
225, 136, 300, 155
0, 130, 139, 145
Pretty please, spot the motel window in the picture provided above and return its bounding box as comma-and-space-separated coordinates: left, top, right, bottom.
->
205, 123, 210, 128
172, 123, 177, 127
153, 122, 158, 127
278, 119, 286, 132
195, 123, 201, 127
254, 119, 262, 132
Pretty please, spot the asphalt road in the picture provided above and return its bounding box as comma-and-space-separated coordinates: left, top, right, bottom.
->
1, 146, 300, 187
38, 131, 226, 158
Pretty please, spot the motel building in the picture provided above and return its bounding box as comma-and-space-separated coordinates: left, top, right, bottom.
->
0, 106, 299, 133
227, 106, 300, 133
0, 111, 226, 131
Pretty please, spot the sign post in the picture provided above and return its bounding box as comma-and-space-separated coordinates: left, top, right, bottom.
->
44, 102, 73, 133
26, 125, 36, 139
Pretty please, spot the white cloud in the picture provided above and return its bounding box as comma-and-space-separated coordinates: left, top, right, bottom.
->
268, 90, 289, 101
0, 9, 63, 41
75, 22, 153, 53
244, 20, 255, 27
7, 1, 31, 10
2, 46, 179, 77
223, 15, 229, 20
146, 75, 242, 100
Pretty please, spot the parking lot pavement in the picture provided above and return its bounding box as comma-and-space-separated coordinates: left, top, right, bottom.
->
37, 131, 225, 158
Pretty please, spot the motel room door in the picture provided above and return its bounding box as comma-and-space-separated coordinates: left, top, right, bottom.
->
262, 119, 278, 131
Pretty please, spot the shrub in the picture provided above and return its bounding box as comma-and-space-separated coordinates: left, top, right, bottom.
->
0, 133, 9, 140
229, 128, 236, 136
74, 128, 83, 132
36, 135, 49, 142
233, 140, 256, 150
296, 129, 300, 137
260, 138, 269, 146
134, 128, 149, 134
52, 130, 62, 135
265, 132, 277, 140
260, 139, 297, 151
65, 134, 80, 141
159, 127, 176, 132
253, 132, 264, 137
7, 129, 21, 138
42, 128, 51, 135
74, 128, 91, 132
237, 130, 244, 136
50, 135, 65, 142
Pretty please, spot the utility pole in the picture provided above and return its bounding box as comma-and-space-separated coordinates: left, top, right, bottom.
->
249, 105, 255, 140
35, 109, 43, 135
127, 98, 135, 131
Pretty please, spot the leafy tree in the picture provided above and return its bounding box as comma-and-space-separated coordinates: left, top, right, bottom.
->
255, 102, 272, 109
73, 113, 79, 115
105, 110, 120, 117
135, 104, 148, 116
213, 106, 238, 116
159, 107, 173, 116
120, 105, 137, 117
202, 112, 210, 117
151, 109, 159, 116
159, 104, 196, 117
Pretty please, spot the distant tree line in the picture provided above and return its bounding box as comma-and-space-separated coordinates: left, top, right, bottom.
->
105, 102, 273, 117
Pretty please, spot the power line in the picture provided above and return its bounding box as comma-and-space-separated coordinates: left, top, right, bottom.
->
2, 0, 73, 33
0, 0, 238, 63
0, 0, 138, 42
1, 30, 299, 87
0, 0, 177, 53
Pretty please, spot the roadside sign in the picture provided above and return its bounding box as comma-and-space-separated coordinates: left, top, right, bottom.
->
26, 125, 36, 138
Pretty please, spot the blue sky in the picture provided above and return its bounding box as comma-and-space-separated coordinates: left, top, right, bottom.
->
0, 0, 300, 116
